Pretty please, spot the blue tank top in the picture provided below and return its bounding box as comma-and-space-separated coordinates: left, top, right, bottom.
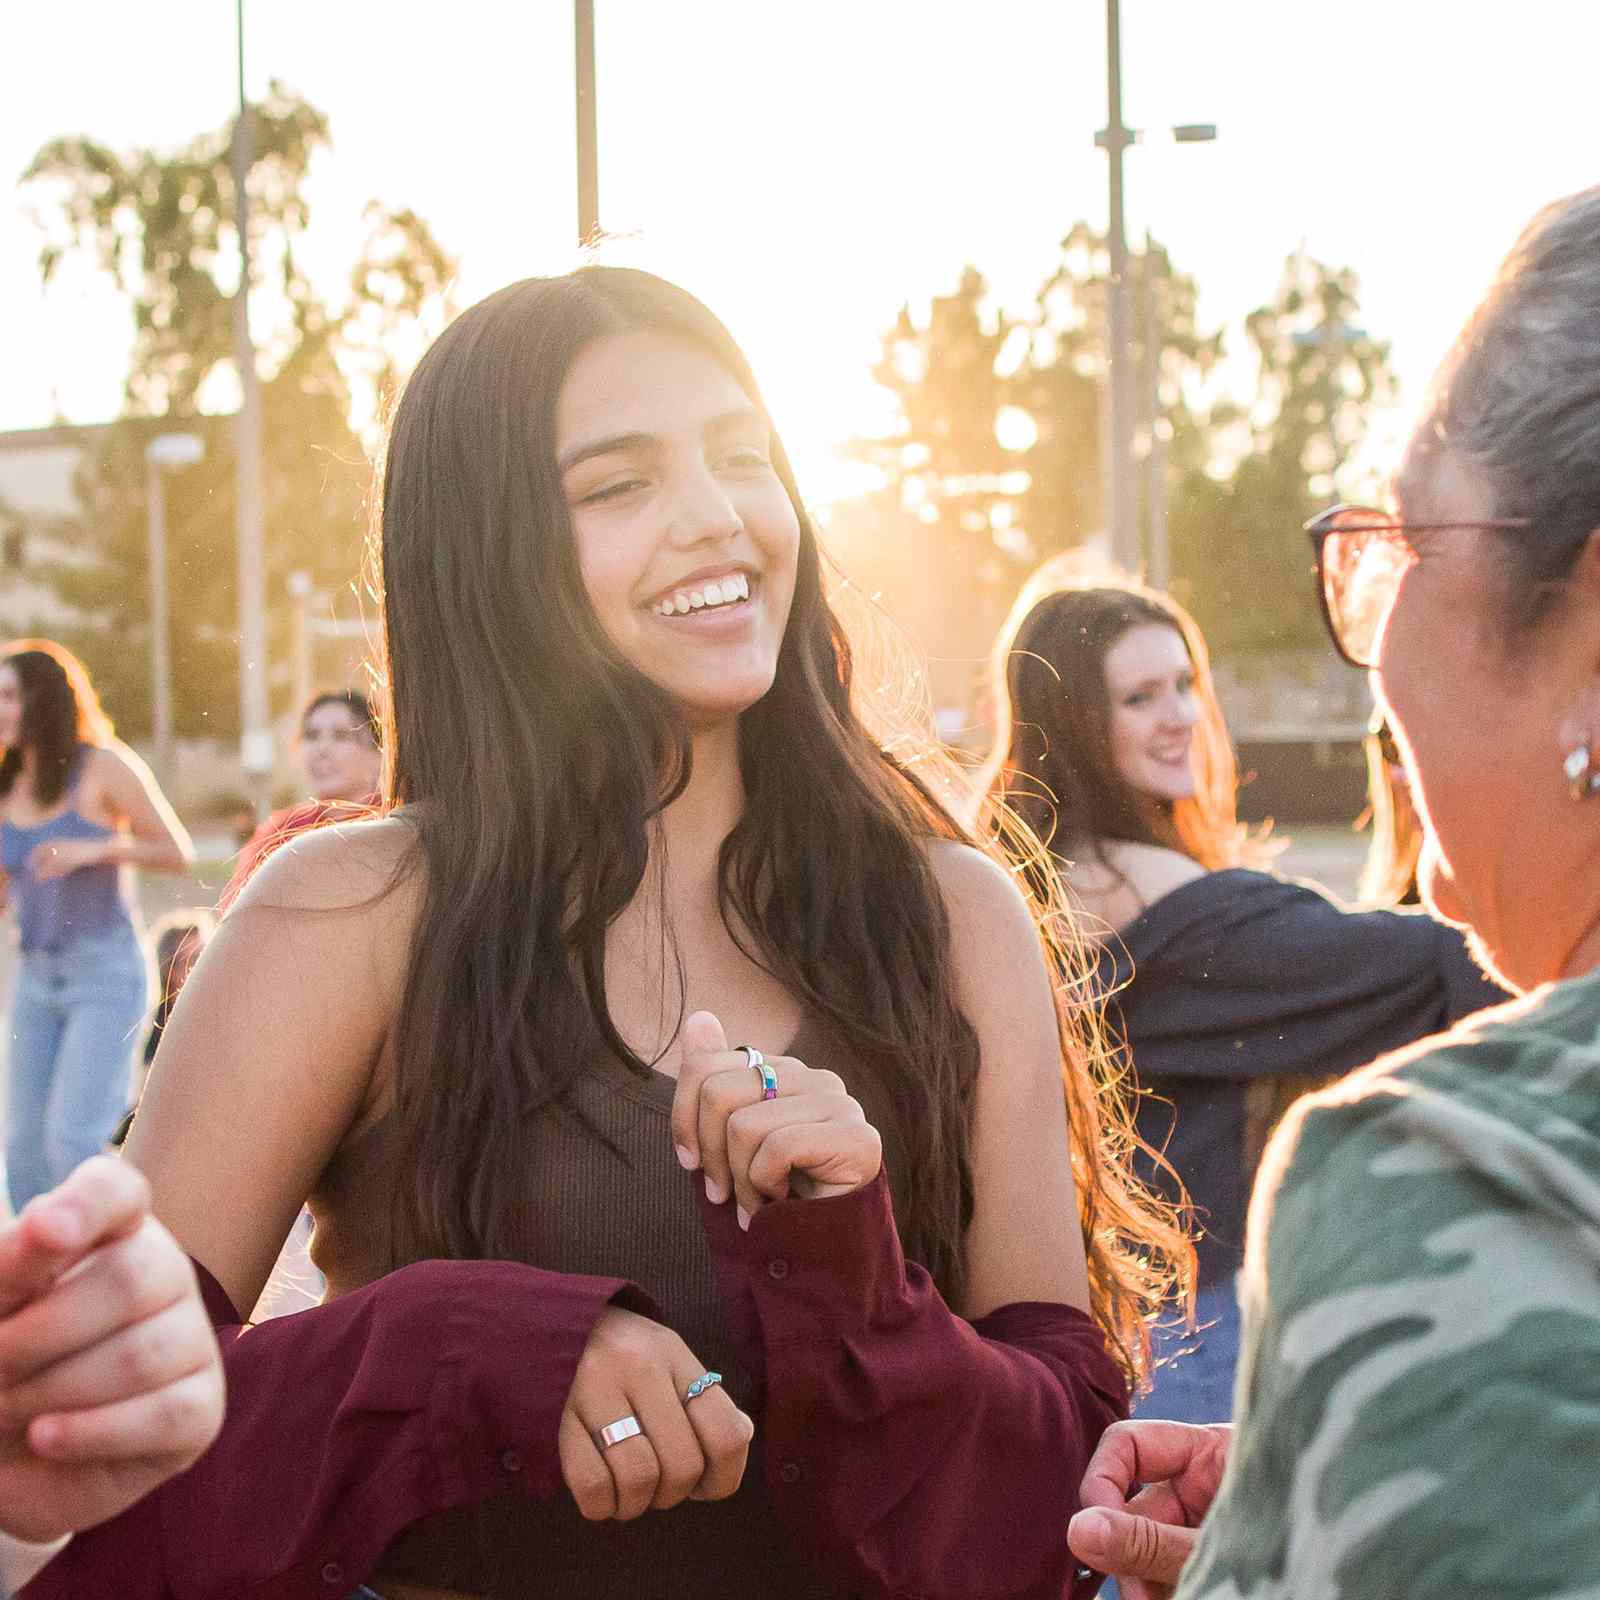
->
0, 748, 133, 953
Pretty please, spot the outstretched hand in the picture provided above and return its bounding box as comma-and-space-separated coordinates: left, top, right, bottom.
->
0, 1156, 225, 1544
670, 1010, 881, 1228
1067, 1419, 1233, 1600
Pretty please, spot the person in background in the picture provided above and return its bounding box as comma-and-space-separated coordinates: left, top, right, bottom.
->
1070, 184, 1600, 1600
142, 911, 213, 1070
983, 570, 1504, 1425
43, 267, 1187, 1600
1356, 713, 1423, 906
109, 912, 215, 1150
0, 641, 193, 1212
0, 1155, 224, 1594
220, 691, 382, 911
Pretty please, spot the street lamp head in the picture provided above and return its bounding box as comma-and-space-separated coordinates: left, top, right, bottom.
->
145, 432, 206, 468
1171, 123, 1219, 143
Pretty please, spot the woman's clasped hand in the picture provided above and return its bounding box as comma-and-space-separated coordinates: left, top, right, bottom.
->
670, 1010, 883, 1224
559, 1303, 752, 1522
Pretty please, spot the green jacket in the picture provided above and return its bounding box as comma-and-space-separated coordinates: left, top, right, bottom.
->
1178, 969, 1600, 1599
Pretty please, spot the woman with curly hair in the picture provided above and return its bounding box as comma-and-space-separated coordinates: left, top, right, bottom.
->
985, 572, 1501, 1424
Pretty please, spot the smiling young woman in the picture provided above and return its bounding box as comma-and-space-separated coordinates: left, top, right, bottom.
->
218, 690, 383, 913
36, 268, 1189, 1600
983, 568, 1504, 1428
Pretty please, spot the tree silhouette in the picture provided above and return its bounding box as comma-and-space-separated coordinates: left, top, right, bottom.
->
17, 83, 456, 737
1170, 250, 1396, 654
854, 233, 1396, 661
854, 226, 1223, 571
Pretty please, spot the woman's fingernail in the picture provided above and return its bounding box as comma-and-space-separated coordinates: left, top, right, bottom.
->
674, 1144, 697, 1171
736, 1206, 751, 1232
704, 1174, 729, 1205
39, 1202, 84, 1250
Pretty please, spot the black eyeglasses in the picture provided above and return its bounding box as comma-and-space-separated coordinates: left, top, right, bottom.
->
1304, 504, 1532, 669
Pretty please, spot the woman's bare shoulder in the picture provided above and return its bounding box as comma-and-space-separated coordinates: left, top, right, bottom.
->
922, 837, 1041, 934
83, 738, 150, 790
1062, 838, 1207, 934
231, 813, 421, 921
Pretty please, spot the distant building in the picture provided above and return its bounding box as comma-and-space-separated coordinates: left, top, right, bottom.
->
0, 422, 102, 635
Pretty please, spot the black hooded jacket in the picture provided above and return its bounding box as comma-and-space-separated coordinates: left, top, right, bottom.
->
1095, 868, 1507, 1286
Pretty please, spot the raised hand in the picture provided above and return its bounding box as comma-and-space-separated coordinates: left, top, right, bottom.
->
670, 1010, 882, 1228
0, 1156, 225, 1543
559, 1305, 753, 1520
1067, 1418, 1233, 1600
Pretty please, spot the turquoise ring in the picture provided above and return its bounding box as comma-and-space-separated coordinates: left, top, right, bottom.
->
684, 1370, 724, 1404
738, 1045, 779, 1101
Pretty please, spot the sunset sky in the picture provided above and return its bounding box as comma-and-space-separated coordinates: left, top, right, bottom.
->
4, 1, 1596, 504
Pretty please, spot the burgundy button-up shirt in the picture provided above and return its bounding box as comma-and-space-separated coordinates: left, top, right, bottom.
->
25, 1174, 1124, 1599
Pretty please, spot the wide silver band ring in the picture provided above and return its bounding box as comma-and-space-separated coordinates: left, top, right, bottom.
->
595, 1414, 644, 1450
684, 1370, 724, 1404
738, 1044, 779, 1101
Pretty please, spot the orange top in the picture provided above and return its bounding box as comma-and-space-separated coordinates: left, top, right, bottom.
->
218, 794, 380, 912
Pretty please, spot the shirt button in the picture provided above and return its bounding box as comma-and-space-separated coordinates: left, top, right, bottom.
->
501, 1448, 524, 1473
779, 1460, 803, 1485
767, 1258, 790, 1281
320, 1561, 344, 1584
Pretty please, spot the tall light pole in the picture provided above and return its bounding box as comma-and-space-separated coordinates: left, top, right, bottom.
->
575, 0, 599, 244
232, 0, 272, 818
1140, 230, 1168, 588
1141, 123, 1217, 589
1098, 0, 1138, 571
144, 432, 205, 784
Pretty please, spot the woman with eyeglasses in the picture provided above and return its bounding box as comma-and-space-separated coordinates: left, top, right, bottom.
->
983, 570, 1503, 1428
1071, 186, 1600, 1600
219, 690, 383, 911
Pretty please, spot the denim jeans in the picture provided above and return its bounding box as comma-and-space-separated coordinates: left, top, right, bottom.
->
6, 926, 149, 1211
1095, 1283, 1243, 1598
1136, 1277, 1243, 1426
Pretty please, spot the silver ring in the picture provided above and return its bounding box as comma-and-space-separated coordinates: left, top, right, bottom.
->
595, 1414, 644, 1450
684, 1370, 723, 1404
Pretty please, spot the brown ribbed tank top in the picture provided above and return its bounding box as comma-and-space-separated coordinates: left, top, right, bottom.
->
307, 1009, 910, 1599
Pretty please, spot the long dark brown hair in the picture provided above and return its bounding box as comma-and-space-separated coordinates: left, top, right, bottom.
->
0, 639, 114, 808
983, 568, 1244, 880
374, 269, 1187, 1379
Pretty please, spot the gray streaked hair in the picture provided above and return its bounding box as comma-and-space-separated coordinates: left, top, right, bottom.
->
1419, 185, 1600, 629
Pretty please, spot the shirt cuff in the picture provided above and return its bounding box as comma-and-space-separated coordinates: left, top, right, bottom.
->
696, 1169, 915, 1343
166, 1256, 657, 1599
